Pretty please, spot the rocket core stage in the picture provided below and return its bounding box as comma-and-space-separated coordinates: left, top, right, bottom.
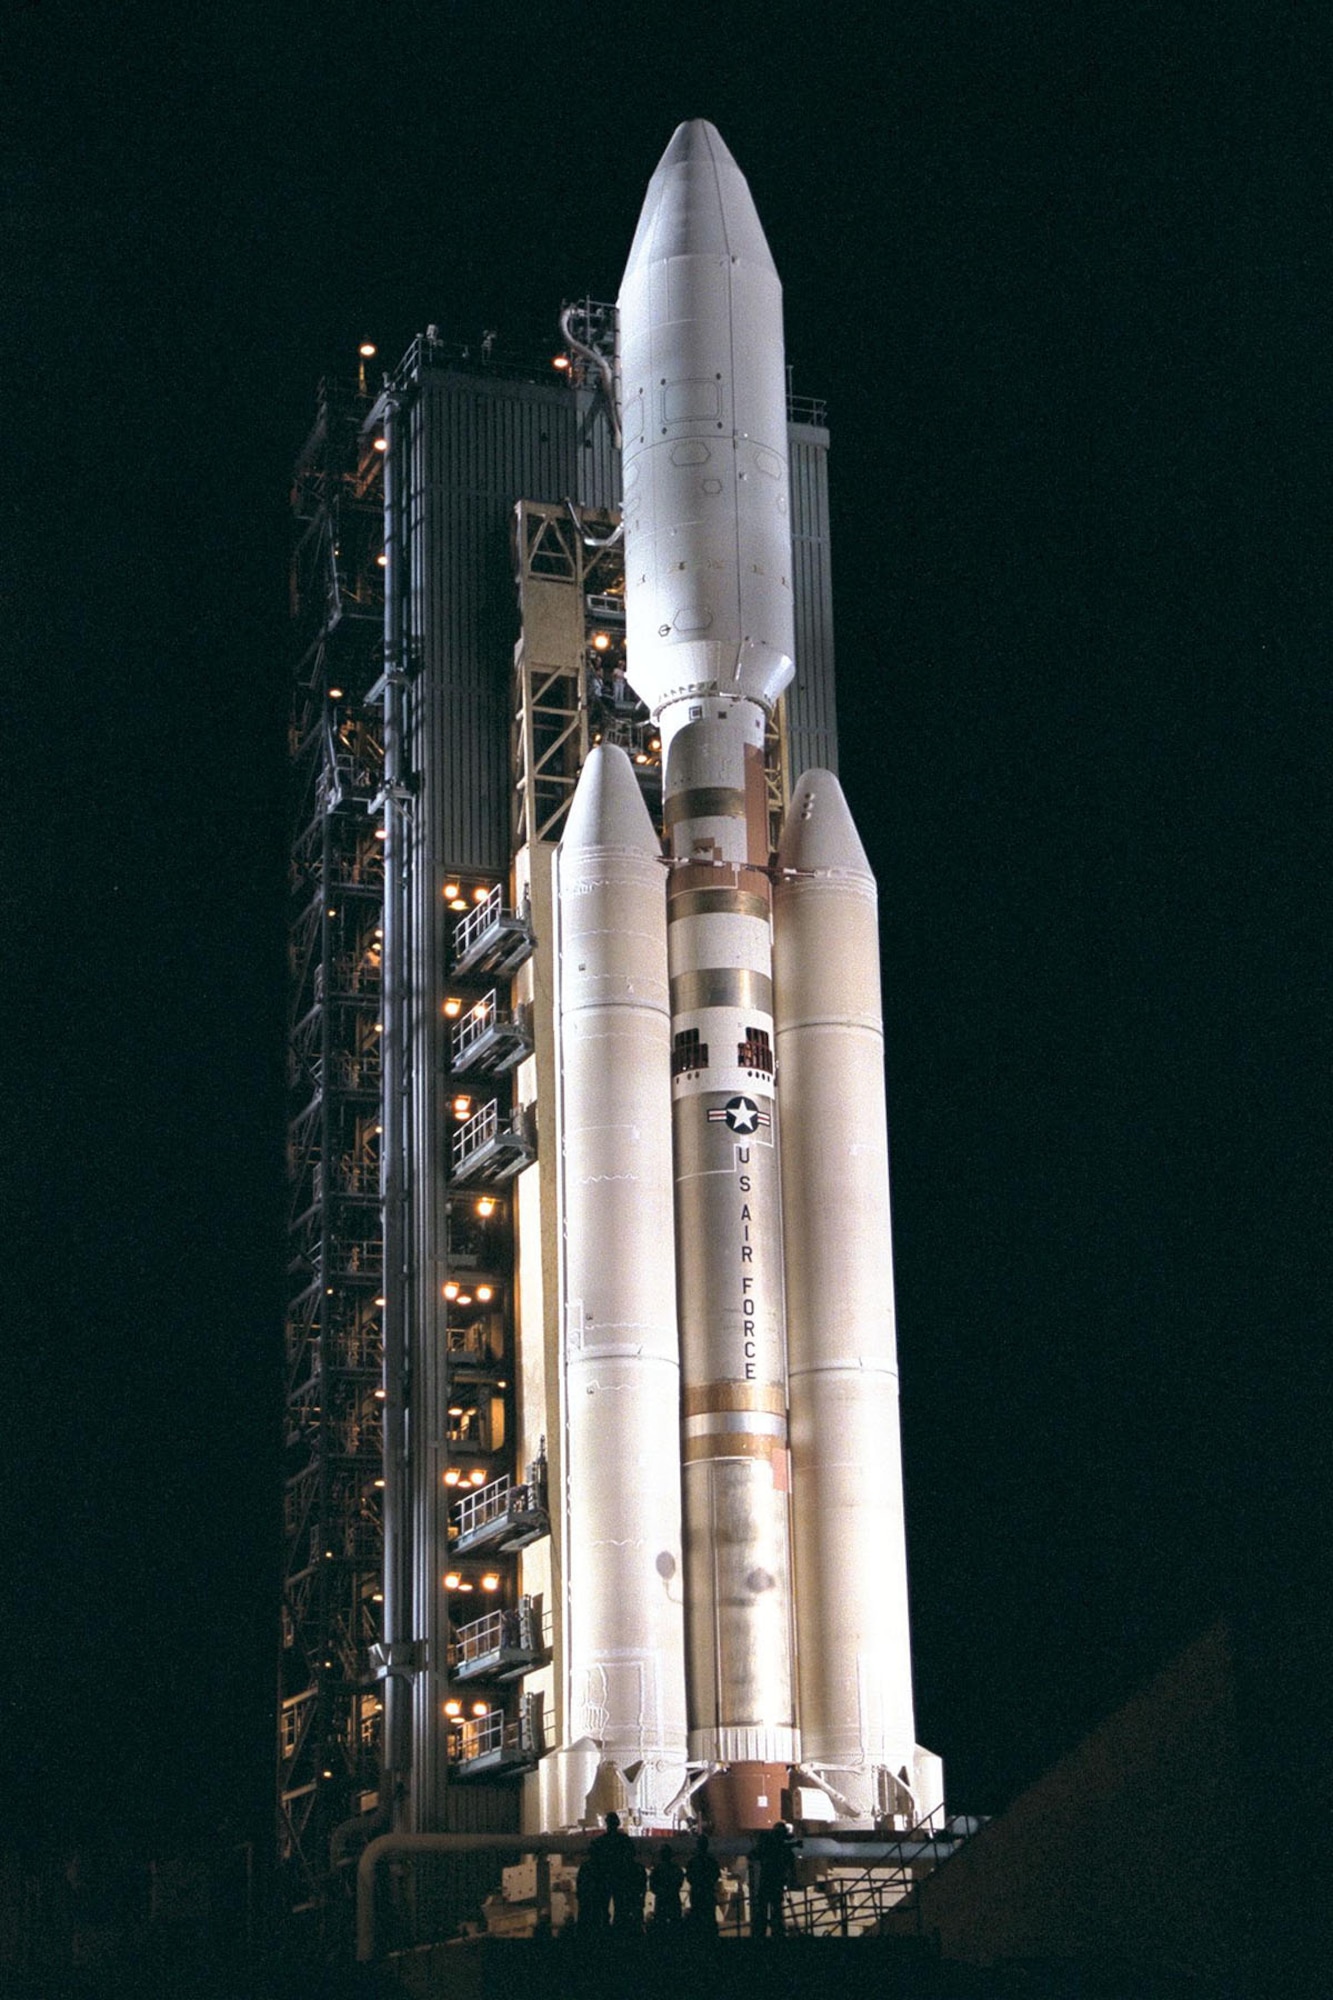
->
621, 117, 799, 1803
547, 121, 940, 1837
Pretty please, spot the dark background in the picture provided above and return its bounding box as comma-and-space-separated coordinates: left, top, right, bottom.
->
7, 0, 1323, 1863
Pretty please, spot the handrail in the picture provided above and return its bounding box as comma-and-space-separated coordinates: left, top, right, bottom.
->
452, 1606, 508, 1662
452, 884, 503, 963
453, 1472, 512, 1537
791, 1801, 973, 1938
452, 1100, 499, 1170
356, 1828, 957, 1961
452, 989, 499, 1062
452, 1596, 544, 1667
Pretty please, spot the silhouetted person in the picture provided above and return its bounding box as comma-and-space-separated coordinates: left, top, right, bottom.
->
620, 1850, 647, 1932
649, 1842, 684, 1927
577, 1851, 608, 1931
684, 1832, 721, 1931
582, 1810, 639, 1930
751, 1820, 796, 1937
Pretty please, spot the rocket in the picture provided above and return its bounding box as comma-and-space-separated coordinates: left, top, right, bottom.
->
550, 121, 940, 1835
619, 117, 799, 1830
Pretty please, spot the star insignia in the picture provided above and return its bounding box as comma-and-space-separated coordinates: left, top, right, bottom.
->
706, 1095, 770, 1133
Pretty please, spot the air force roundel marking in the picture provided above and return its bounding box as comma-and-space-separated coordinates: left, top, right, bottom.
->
706, 1095, 771, 1134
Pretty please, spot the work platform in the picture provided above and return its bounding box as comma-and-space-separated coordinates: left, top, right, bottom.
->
450, 990, 533, 1076
451, 886, 536, 979
452, 1471, 549, 1556
449, 1695, 541, 1781
450, 1104, 536, 1185
450, 1599, 546, 1683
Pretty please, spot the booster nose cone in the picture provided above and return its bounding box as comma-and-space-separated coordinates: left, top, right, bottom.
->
622, 118, 778, 281
562, 742, 663, 857
778, 769, 874, 880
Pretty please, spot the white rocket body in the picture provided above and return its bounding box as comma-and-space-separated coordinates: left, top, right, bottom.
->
552, 747, 689, 1822
775, 771, 941, 1825
618, 116, 795, 735
620, 122, 800, 1803
544, 120, 938, 1835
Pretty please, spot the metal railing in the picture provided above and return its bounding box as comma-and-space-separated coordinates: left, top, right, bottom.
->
450, 1693, 540, 1768
452, 1607, 509, 1669
341, 1522, 383, 1564
590, 713, 659, 764
785, 1872, 908, 1937
316, 952, 382, 999
452, 1473, 513, 1540
452, 884, 503, 965
450, 1601, 545, 1672
453, 1710, 504, 1764
329, 1051, 381, 1091
328, 1237, 383, 1277
452, 1467, 548, 1538
331, 1157, 379, 1197
451, 1101, 498, 1173
446, 1321, 500, 1363
328, 1330, 379, 1370
781, 1809, 974, 1938
452, 990, 499, 1064
390, 330, 561, 394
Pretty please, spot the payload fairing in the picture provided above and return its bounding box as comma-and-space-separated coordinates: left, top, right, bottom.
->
547, 122, 940, 1835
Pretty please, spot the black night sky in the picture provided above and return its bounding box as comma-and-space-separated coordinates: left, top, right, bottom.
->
8, 0, 1324, 1871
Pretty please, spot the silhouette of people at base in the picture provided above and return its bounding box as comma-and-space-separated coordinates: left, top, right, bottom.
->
750, 1820, 796, 1937
648, 1842, 684, 1927
578, 1811, 642, 1931
684, 1832, 721, 1932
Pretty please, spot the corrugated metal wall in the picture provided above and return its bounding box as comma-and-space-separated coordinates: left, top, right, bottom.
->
406, 368, 618, 875
785, 422, 838, 779
572, 383, 620, 511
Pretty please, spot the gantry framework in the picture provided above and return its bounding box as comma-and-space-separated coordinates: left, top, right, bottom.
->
510, 496, 785, 850
280, 335, 814, 1938
280, 378, 388, 1908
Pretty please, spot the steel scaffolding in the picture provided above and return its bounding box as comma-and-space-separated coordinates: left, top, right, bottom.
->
280, 379, 388, 1911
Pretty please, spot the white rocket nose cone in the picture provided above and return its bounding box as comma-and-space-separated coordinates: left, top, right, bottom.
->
656, 117, 723, 173
623, 118, 777, 283
778, 769, 874, 879
562, 743, 663, 858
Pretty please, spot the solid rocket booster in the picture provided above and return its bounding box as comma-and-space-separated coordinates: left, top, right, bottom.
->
553, 746, 689, 1822
619, 120, 800, 1786
775, 771, 939, 1823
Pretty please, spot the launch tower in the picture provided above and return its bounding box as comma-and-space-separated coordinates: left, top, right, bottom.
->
280, 127, 937, 1935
